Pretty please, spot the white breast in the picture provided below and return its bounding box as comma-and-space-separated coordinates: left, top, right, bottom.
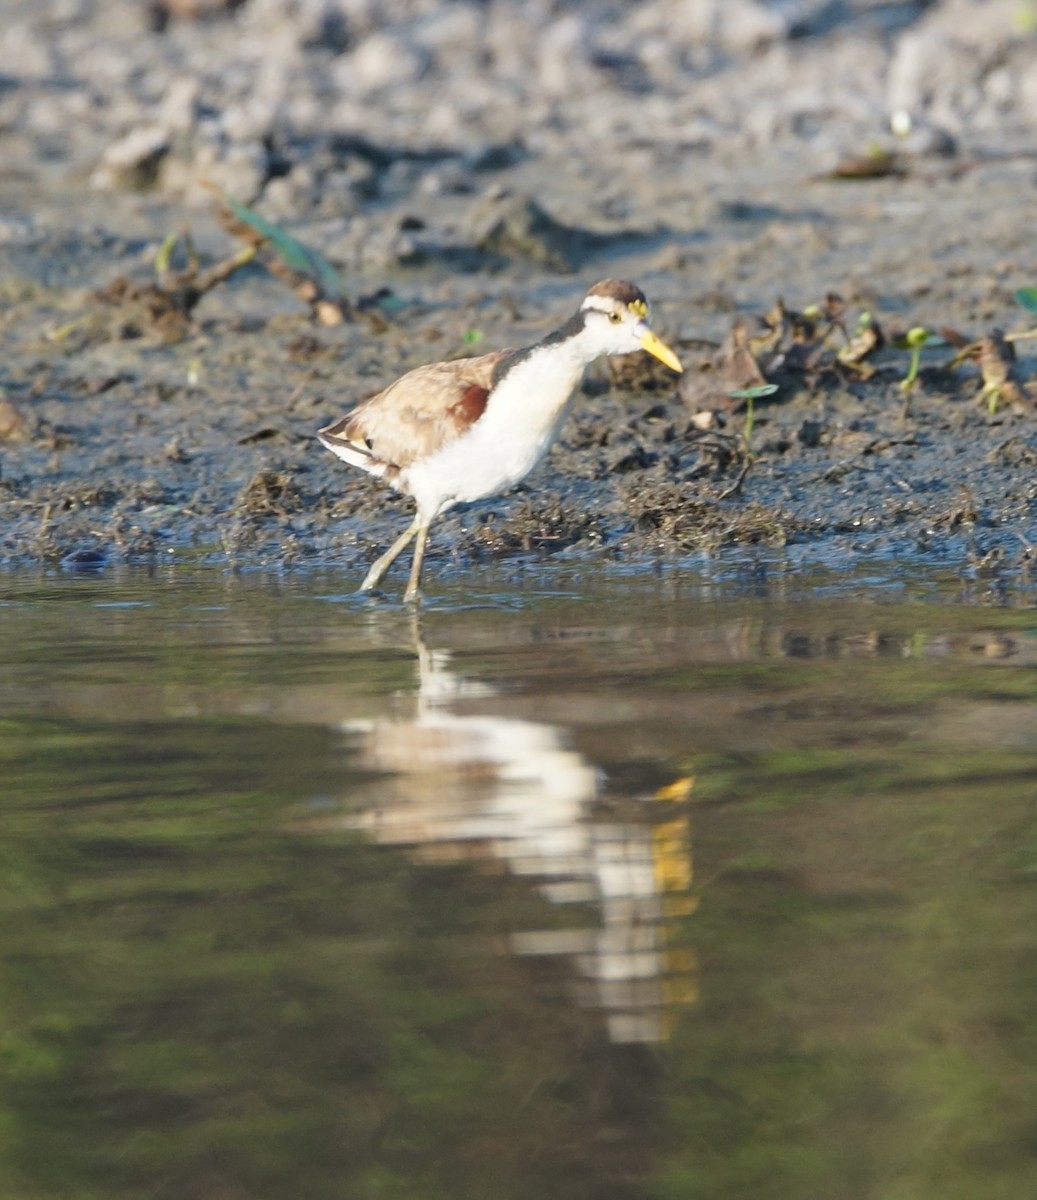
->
404, 341, 588, 520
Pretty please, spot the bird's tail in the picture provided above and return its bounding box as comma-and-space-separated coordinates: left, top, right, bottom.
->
317, 429, 398, 483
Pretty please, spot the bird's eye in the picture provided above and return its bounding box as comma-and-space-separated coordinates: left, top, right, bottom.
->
608, 311, 622, 324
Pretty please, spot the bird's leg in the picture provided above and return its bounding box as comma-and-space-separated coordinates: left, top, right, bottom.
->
403, 523, 431, 603
359, 518, 419, 592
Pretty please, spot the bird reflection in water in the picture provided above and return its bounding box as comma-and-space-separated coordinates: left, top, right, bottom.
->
337, 625, 698, 1044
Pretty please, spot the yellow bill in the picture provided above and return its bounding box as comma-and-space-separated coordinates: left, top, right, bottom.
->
640, 328, 683, 373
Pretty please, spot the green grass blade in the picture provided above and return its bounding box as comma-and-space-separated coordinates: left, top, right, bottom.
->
219, 190, 347, 301
1014, 287, 1037, 315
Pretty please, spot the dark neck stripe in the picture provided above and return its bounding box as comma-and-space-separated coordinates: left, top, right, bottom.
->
491, 310, 587, 387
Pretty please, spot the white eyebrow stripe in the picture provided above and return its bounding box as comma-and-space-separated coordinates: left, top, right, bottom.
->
581, 295, 618, 313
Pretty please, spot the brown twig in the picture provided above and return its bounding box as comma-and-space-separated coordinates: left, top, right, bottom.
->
715, 454, 754, 501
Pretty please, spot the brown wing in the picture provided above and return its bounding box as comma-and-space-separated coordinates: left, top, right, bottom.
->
319, 349, 514, 470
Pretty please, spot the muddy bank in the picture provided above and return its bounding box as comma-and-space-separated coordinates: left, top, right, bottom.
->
1, 0, 1035, 589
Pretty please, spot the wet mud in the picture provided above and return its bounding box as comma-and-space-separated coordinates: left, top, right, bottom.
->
1, 1, 1035, 589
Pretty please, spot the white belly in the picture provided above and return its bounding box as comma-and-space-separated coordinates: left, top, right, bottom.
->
403, 344, 587, 520
405, 398, 574, 518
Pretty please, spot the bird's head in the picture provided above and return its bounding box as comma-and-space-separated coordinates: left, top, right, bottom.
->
579, 279, 683, 373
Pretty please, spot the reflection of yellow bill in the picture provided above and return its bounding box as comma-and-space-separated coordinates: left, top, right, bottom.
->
653, 778, 695, 896
654, 816, 694, 892
640, 328, 684, 374
656, 776, 695, 803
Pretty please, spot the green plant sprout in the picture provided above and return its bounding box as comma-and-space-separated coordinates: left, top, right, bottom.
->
981, 379, 1004, 415
729, 383, 779, 446
154, 230, 200, 278
897, 326, 944, 394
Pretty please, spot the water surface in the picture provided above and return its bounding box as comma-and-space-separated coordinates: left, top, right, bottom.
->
2, 562, 1036, 1200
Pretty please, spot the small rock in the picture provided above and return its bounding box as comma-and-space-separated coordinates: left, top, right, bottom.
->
464, 188, 596, 271
0, 214, 38, 247
632, 0, 790, 54
219, 99, 278, 143
158, 77, 202, 133
298, 3, 350, 53
537, 15, 592, 96
0, 20, 56, 78
797, 419, 825, 448
342, 32, 429, 93
463, 140, 527, 172
60, 547, 108, 571
0, 398, 30, 442
418, 164, 476, 197
177, 138, 268, 205
91, 125, 171, 191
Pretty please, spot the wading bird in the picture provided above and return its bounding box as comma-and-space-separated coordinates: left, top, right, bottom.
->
318, 279, 683, 599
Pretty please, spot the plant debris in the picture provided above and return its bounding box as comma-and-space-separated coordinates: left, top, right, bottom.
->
235, 469, 302, 518
94, 231, 258, 343
677, 287, 1037, 425
828, 146, 906, 180
87, 187, 392, 344
206, 184, 359, 327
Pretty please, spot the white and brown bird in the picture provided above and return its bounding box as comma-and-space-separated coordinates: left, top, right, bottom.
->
318, 279, 683, 599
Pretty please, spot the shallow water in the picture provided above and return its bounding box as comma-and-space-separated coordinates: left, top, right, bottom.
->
2, 561, 1036, 1200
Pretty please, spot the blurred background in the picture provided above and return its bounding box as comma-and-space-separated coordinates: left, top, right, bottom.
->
2, 0, 1035, 223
